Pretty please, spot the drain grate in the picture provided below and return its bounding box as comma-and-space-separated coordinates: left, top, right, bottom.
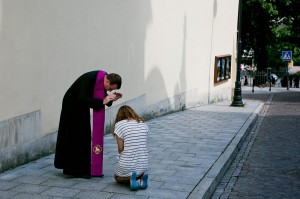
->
287, 170, 300, 179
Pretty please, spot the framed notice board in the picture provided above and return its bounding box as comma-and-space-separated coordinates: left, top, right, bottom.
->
214, 54, 231, 83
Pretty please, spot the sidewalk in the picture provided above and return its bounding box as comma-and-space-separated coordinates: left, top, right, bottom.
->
0, 98, 264, 199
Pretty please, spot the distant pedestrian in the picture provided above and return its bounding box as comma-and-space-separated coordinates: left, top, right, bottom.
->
244, 76, 248, 86
289, 76, 293, 87
113, 105, 149, 191
294, 75, 299, 88
54, 70, 122, 178
271, 76, 275, 85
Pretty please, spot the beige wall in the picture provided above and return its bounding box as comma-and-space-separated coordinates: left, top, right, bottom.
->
0, 0, 238, 170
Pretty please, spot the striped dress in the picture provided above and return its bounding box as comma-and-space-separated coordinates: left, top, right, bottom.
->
114, 120, 149, 177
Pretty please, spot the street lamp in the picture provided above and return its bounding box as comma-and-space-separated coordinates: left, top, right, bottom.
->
231, 0, 244, 107
248, 48, 255, 80
242, 49, 252, 58
249, 48, 254, 56
241, 48, 254, 86
248, 48, 254, 68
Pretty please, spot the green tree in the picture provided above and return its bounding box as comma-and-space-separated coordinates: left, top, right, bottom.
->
242, 0, 300, 72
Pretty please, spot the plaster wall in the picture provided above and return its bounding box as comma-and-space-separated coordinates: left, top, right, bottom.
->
0, 0, 239, 171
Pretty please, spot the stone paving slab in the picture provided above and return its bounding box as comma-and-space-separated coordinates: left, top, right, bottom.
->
0, 99, 262, 199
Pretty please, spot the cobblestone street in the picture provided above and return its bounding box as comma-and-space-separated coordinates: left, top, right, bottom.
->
213, 89, 300, 199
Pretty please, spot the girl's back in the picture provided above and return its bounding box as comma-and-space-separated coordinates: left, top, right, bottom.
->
114, 120, 148, 177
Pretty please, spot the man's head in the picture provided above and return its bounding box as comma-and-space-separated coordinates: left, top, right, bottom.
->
104, 73, 122, 91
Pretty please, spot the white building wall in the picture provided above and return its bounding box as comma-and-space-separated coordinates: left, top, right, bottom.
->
209, 0, 238, 102
0, 0, 238, 171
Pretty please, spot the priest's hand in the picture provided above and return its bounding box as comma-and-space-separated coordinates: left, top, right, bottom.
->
103, 95, 114, 105
113, 92, 122, 101
103, 93, 122, 104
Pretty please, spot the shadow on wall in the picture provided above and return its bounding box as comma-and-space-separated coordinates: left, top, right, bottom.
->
213, 0, 217, 18
143, 14, 188, 121
97, 0, 153, 99
176, 14, 187, 111
208, 0, 218, 103
106, 12, 188, 130
144, 66, 169, 119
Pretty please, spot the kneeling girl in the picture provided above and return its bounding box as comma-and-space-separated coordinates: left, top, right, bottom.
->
113, 105, 149, 190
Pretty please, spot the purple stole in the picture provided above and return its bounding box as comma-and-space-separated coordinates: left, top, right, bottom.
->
91, 71, 106, 176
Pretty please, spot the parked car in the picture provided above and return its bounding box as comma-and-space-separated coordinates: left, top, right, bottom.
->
271, 73, 278, 81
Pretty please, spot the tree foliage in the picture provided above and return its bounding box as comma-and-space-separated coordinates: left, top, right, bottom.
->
241, 0, 300, 72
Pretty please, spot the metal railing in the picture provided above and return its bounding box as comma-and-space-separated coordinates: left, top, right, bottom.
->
242, 70, 275, 92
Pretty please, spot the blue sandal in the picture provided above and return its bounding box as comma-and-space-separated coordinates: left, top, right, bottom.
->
139, 174, 148, 189
130, 172, 139, 191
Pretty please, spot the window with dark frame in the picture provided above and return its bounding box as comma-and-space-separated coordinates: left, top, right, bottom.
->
214, 55, 231, 83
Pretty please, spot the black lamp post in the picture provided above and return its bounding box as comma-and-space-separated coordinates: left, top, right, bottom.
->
231, 0, 244, 107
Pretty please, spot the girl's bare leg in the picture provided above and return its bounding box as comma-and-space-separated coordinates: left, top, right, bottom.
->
115, 176, 130, 184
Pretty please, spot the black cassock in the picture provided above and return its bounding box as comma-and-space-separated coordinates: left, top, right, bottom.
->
54, 70, 112, 176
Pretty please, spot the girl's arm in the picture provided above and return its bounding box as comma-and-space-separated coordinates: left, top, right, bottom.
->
115, 135, 124, 154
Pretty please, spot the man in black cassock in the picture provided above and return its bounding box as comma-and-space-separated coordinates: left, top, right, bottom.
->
54, 70, 122, 178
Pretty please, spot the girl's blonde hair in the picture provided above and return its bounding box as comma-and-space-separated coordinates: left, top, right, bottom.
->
112, 105, 144, 134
